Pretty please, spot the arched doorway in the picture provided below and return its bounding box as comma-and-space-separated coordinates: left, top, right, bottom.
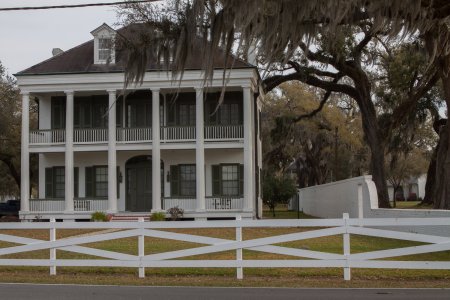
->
125, 155, 164, 212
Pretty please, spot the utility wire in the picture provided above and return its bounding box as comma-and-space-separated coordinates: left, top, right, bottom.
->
0, 0, 156, 11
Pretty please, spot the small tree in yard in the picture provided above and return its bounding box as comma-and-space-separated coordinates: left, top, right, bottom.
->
263, 174, 297, 217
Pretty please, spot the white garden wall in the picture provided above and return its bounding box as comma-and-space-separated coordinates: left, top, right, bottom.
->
297, 176, 450, 237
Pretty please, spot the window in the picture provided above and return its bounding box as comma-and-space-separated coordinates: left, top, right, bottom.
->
51, 97, 66, 129
45, 167, 78, 198
170, 164, 196, 197
74, 96, 110, 129
179, 104, 195, 125
95, 167, 108, 197
98, 38, 113, 62
212, 164, 244, 196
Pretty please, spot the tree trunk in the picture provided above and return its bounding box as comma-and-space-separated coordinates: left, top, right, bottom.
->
433, 60, 450, 209
355, 81, 391, 208
423, 148, 437, 205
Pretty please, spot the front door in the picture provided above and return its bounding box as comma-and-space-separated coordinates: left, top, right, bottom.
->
126, 156, 152, 212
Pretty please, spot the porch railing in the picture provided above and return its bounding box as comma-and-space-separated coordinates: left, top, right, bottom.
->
162, 197, 196, 211
29, 125, 244, 146
206, 197, 244, 210
30, 199, 65, 212
205, 125, 243, 141
161, 126, 196, 142
74, 128, 108, 144
29, 129, 65, 145
29, 198, 108, 212
117, 127, 152, 143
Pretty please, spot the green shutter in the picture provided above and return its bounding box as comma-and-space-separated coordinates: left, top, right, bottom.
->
239, 164, 244, 196
74, 99, 80, 128
117, 166, 120, 196
45, 168, 54, 198
212, 165, 221, 196
74, 167, 79, 198
170, 165, 179, 196
116, 98, 123, 128
51, 97, 66, 129
85, 167, 94, 197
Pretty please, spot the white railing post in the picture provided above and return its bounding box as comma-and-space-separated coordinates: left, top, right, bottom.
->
138, 217, 145, 278
343, 213, 351, 280
108, 90, 117, 213
50, 218, 56, 275
20, 92, 30, 212
236, 215, 243, 279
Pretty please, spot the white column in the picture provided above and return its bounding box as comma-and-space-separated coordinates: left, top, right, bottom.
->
65, 91, 74, 212
151, 89, 162, 211
108, 90, 117, 212
243, 86, 253, 211
20, 92, 30, 212
195, 87, 205, 211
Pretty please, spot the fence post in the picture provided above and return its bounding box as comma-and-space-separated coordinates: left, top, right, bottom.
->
343, 213, 351, 280
138, 217, 145, 278
236, 215, 243, 279
50, 218, 56, 275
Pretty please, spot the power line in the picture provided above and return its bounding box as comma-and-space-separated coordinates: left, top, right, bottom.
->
0, 0, 156, 11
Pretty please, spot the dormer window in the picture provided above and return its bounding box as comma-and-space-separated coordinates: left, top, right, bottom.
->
98, 38, 113, 62
91, 23, 116, 65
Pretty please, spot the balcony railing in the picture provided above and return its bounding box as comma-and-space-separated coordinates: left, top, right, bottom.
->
161, 126, 196, 142
117, 127, 152, 143
29, 129, 65, 145
162, 196, 244, 211
29, 125, 243, 146
205, 124, 243, 141
74, 128, 108, 144
206, 196, 244, 211
162, 197, 197, 211
29, 198, 108, 212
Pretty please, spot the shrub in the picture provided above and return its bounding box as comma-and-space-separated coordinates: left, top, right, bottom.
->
167, 206, 184, 220
150, 211, 166, 221
91, 211, 109, 222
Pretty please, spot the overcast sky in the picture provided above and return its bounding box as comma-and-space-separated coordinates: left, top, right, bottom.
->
0, 0, 123, 76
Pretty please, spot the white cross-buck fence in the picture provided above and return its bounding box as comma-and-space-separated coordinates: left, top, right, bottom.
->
0, 214, 449, 280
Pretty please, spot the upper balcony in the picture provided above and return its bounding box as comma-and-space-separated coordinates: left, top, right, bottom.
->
29, 124, 244, 145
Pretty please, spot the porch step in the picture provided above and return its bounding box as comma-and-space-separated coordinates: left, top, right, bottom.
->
110, 214, 150, 222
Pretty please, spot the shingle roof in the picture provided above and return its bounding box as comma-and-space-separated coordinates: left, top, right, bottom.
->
16, 25, 254, 76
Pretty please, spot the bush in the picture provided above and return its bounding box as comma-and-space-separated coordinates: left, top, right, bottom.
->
167, 206, 184, 220
91, 211, 109, 222
150, 211, 166, 221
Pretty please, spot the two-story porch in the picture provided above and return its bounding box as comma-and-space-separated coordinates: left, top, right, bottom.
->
20, 87, 261, 221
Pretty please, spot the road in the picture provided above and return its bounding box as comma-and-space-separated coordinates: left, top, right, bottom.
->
0, 284, 449, 300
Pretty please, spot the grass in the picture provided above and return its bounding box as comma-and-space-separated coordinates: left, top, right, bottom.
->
0, 209, 449, 288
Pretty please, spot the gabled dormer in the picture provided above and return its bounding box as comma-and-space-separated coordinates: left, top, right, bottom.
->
91, 23, 116, 65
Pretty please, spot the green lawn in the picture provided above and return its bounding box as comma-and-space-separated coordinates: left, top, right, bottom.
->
0, 212, 449, 287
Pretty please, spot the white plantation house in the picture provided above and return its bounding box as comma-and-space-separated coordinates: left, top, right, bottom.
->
16, 24, 263, 221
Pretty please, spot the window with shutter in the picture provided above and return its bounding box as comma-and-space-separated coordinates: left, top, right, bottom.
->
212, 165, 221, 196
45, 168, 53, 198
170, 165, 179, 196
85, 167, 94, 197
74, 167, 79, 198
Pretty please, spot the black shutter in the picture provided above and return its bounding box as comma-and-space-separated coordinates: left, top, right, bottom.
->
239, 164, 244, 196
212, 165, 221, 196
45, 168, 53, 198
74, 167, 79, 198
167, 102, 176, 125
74, 99, 80, 128
116, 98, 123, 128
170, 165, 179, 196
85, 167, 94, 197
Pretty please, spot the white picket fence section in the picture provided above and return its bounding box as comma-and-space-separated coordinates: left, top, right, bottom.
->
1, 214, 449, 280
161, 126, 196, 142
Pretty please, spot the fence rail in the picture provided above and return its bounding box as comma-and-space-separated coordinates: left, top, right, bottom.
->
2, 215, 450, 280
